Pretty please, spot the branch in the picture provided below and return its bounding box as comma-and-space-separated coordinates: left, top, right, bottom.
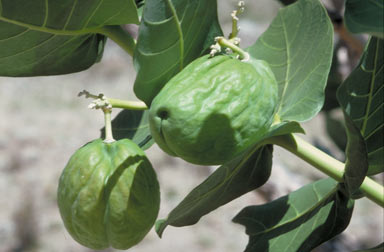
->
269, 134, 384, 207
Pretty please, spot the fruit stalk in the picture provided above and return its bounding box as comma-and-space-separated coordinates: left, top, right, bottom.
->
217, 37, 250, 61
78, 90, 148, 110
103, 108, 115, 143
107, 98, 148, 110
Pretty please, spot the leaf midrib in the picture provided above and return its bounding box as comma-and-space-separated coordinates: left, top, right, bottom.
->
42, 0, 48, 27
0, 15, 100, 36
361, 38, 379, 136
276, 11, 291, 117
245, 185, 338, 236
167, 145, 263, 222
165, 0, 184, 70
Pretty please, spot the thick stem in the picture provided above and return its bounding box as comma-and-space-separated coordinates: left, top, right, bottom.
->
103, 109, 115, 143
107, 98, 147, 110
271, 134, 345, 180
269, 134, 384, 207
97, 25, 136, 56
359, 176, 384, 207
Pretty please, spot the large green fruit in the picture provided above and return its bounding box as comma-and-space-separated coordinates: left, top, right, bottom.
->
57, 139, 160, 250
149, 55, 278, 165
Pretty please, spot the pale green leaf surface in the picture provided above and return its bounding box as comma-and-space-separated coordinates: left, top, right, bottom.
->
156, 145, 273, 237
344, 0, 384, 38
247, 0, 333, 122
265, 121, 305, 139
101, 110, 154, 150
233, 179, 354, 252
337, 37, 384, 175
133, 0, 222, 105
0, 0, 138, 76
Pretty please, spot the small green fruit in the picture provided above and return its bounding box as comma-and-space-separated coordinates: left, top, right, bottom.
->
57, 139, 160, 250
149, 55, 278, 165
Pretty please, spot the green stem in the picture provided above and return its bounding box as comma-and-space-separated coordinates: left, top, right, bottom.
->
229, 1, 245, 39
269, 134, 384, 207
217, 37, 249, 61
97, 25, 136, 56
107, 98, 147, 110
359, 176, 384, 207
103, 109, 115, 143
229, 14, 239, 40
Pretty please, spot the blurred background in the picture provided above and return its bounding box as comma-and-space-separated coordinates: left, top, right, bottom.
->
0, 0, 382, 251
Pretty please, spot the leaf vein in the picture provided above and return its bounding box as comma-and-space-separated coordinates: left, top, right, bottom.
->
63, 0, 78, 30
364, 122, 383, 140
83, 0, 105, 29
0, 33, 56, 60
165, 0, 184, 70
0, 28, 29, 41
43, 0, 49, 27
14, 36, 81, 70
252, 186, 337, 236
361, 38, 380, 135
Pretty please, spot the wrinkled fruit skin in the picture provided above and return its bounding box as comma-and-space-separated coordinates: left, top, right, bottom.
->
57, 139, 160, 250
149, 55, 278, 165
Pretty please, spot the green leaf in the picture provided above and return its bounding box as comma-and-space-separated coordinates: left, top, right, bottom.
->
344, 0, 384, 38
325, 112, 347, 152
233, 179, 354, 252
355, 243, 384, 252
133, 0, 223, 105
156, 145, 273, 237
101, 110, 154, 150
266, 121, 305, 139
155, 121, 304, 237
0, 0, 138, 76
342, 112, 368, 197
247, 0, 333, 122
337, 37, 384, 175
323, 51, 343, 112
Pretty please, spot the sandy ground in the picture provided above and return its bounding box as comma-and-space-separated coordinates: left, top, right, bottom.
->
0, 1, 382, 252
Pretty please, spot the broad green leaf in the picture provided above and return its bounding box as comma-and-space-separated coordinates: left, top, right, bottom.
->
247, 0, 333, 122
156, 145, 273, 237
133, 0, 223, 105
154, 121, 304, 237
342, 112, 368, 197
233, 179, 354, 252
325, 112, 347, 152
337, 37, 384, 175
344, 0, 384, 38
323, 51, 343, 112
266, 121, 305, 139
101, 110, 154, 150
0, 0, 138, 76
355, 243, 384, 252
